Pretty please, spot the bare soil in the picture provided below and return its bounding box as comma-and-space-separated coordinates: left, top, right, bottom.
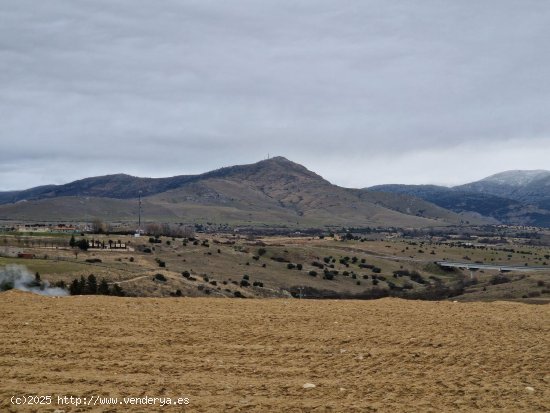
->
1, 291, 548, 412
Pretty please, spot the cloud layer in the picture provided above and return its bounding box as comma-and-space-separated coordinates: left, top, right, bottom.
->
1, 0, 548, 190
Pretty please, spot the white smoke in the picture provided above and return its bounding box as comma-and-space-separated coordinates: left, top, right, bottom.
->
0, 264, 68, 296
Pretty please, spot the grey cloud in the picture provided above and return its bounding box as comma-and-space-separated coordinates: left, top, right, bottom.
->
0, 0, 549, 190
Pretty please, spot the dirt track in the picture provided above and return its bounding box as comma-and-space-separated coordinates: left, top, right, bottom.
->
1, 291, 548, 412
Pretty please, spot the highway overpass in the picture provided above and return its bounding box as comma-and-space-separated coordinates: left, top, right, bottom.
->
435, 261, 549, 272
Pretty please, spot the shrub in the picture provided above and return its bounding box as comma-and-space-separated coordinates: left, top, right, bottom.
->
111, 283, 125, 296
287, 263, 296, 270
490, 274, 511, 285
409, 271, 426, 284
154, 273, 167, 282
234, 291, 245, 298
296, 263, 303, 270
309, 270, 317, 277
182, 271, 191, 278
258, 248, 267, 256
240, 279, 250, 287
323, 270, 337, 280
85, 258, 102, 263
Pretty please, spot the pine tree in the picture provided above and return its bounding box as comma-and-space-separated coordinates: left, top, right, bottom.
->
69, 278, 81, 295
79, 276, 87, 293
86, 274, 98, 294
69, 235, 76, 247
98, 278, 110, 295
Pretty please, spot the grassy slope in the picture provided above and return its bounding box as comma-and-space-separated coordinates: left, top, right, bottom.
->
4, 234, 548, 302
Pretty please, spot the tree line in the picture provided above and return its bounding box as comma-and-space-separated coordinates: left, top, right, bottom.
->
69, 274, 125, 296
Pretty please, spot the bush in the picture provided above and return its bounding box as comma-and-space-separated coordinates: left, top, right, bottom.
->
182, 271, 191, 278
154, 273, 167, 282
490, 274, 511, 285
243, 274, 250, 280
234, 291, 245, 298
323, 270, 336, 280
309, 270, 317, 277
111, 284, 125, 296
85, 258, 102, 263
271, 257, 289, 263
296, 263, 303, 270
258, 248, 267, 256
287, 263, 296, 270
240, 279, 250, 287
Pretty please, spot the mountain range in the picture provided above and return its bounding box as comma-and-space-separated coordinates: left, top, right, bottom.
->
0, 158, 548, 228
370, 170, 550, 227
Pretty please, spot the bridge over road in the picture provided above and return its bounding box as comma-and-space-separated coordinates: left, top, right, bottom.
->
436, 261, 550, 273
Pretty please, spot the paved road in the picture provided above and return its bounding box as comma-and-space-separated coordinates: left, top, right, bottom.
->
436, 261, 550, 272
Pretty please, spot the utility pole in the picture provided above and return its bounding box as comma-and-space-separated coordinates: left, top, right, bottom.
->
138, 191, 142, 233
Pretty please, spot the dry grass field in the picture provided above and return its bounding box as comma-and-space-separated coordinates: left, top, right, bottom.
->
1, 291, 548, 412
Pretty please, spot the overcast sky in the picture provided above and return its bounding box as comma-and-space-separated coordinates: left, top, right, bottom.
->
1, 0, 549, 191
